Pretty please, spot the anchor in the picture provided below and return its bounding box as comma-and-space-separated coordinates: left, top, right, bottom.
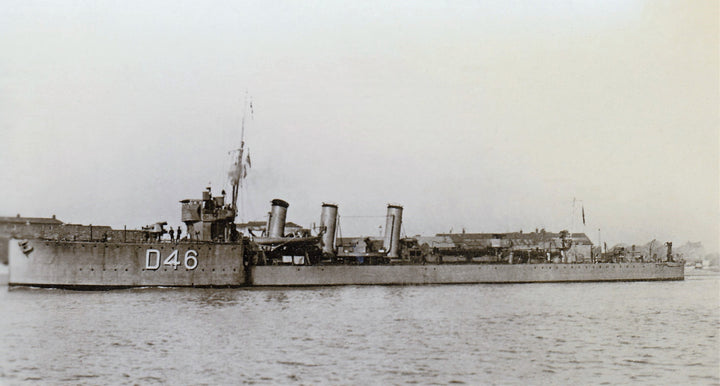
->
18, 239, 33, 255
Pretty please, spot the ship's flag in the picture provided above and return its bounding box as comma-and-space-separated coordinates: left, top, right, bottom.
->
582, 205, 586, 225
228, 148, 250, 183
240, 149, 251, 179
228, 161, 242, 184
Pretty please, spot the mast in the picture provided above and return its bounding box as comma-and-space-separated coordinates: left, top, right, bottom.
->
230, 142, 243, 215
229, 95, 250, 222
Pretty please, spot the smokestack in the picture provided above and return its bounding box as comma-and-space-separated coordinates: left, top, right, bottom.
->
268, 199, 289, 238
383, 204, 403, 258
319, 203, 338, 255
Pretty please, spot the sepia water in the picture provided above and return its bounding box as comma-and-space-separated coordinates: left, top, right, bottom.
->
0, 277, 718, 385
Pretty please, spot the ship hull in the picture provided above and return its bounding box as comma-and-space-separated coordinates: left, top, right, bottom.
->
9, 239, 245, 289
9, 239, 684, 289
251, 263, 683, 286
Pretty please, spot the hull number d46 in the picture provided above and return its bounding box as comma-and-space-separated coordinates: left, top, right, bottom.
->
145, 249, 198, 270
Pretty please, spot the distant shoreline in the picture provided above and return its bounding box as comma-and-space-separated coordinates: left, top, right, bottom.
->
685, 267, 720, 277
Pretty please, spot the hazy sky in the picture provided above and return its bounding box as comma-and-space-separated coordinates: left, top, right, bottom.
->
1, 1, 718, 252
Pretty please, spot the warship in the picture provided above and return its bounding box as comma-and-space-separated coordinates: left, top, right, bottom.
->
5, 130, 684, 289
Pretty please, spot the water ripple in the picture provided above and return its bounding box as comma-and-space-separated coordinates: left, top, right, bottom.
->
0, 277, 717, 384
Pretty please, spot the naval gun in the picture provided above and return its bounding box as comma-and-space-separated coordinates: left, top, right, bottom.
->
251, 199, 323, 265
141, 222, 167, 241
332, 203, 406, 264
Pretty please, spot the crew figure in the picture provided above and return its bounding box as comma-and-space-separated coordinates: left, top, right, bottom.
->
169, 228, 175, 242
177, 226, 182, 241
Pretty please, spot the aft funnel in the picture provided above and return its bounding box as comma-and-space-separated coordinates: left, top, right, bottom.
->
383, 204, 403, 258
319, 203, 338, 255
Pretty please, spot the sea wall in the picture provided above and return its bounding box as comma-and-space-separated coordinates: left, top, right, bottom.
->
0, 222, 148, 243
0, 236, 8, 265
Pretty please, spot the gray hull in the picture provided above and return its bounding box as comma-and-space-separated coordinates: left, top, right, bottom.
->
9, 239, 684, 289
251, 263, 683, 285
9, 239, 244, 288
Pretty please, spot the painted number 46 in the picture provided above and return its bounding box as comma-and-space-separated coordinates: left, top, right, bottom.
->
145, 249, 198, 270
